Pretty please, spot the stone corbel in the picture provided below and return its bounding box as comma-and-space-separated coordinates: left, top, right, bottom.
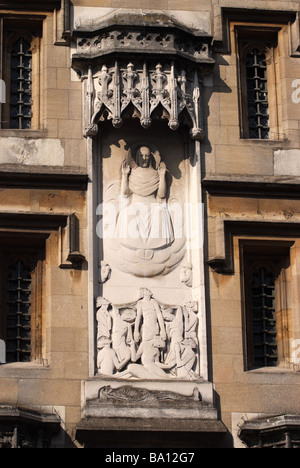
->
59, 213, 86, 269
53, 0, 71, 46
290, 12, 300, 57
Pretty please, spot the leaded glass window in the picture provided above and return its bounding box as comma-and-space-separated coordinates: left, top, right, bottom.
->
246, 49, 270, 140
237, 28, 279, 141
9, 37, 32, 129
241, 241, 292, 371
250, 267, 278, 368
6, 260, 32, 363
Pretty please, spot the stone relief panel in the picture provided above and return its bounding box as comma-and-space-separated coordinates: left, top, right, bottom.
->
102, 143, 186, 278
96, 289, 200, 381
95, 385, 202, 405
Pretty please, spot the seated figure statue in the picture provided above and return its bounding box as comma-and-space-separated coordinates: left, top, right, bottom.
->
117, 145, 174, 253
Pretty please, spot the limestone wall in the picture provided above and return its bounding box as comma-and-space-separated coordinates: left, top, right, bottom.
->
0, 0, 299, 447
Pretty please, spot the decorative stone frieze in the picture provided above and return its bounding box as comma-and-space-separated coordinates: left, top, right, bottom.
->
74, 29, 213, 64
81, 60, 206, 140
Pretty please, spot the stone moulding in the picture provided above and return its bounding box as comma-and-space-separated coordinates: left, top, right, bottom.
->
214, 7, 299, 56
0, 0, 61, 11
207, 218, 300, 274
239, 414, 300, 449
0, 212, 86, 270
73, 29, 214, 65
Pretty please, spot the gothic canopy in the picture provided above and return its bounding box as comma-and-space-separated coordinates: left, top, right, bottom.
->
71, 9, 215, 139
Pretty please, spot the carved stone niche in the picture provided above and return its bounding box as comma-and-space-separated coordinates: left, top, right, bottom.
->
74, 9, 219, 436
71, 9, 214, 140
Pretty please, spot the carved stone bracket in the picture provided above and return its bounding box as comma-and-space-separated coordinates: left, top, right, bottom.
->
59, 213, 86, 270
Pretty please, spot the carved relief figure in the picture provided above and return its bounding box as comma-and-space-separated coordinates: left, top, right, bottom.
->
117, 145, 174, 252
162, 307, 184, 367
100, 261, 111, 283
119, 336, 171, 380
175, 338, 198, 380
96, 297, 112, 341
104, 143, 185, 278
134, 288, 166, 343
97, 337, 120, 375
184, 301, 199, 343
97, 385, 202, 405
111, 307, 136, 365
180, 264, 193, 288
96, 292, 200, 380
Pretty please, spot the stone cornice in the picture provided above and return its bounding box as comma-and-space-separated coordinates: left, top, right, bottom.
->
0, 0, 61, 11
72, 10, 214, 68
0, 166, 88, 190
203, 175, 300, 200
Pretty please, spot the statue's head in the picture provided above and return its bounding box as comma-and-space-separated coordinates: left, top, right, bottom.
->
139, 288, 153, 299
162, 307, 175, 322
97, 336, 112, 349
120, 308, 137, 323
153, 335, 166, 349
96, 297, 110, 309
136, 146, 152, 168
181, 338, 197, 349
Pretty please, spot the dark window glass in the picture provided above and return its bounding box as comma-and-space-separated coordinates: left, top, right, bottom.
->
10, 38, 32, 129
6, 260, 32, 363
245, 48, 270, 139
250, 267, 277, 368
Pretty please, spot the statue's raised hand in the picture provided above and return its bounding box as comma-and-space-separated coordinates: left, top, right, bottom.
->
158, 161, 166, 176
122, 160, 131, 175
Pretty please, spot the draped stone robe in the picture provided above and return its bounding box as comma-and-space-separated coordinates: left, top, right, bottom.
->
117, 166, 174, 250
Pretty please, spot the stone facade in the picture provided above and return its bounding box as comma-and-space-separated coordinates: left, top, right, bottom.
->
0, 0, 299, 448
